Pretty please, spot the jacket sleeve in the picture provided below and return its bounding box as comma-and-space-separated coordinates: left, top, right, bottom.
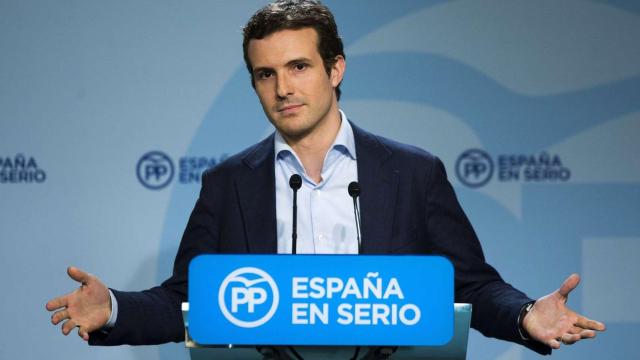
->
89, 171, 220, 345
424, 157, 551, 355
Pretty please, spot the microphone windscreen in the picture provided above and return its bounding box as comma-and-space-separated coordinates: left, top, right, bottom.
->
289, 174, 302, 190
348, 181, 360, 198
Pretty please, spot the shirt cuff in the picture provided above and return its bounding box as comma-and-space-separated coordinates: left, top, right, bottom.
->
103, 289, 119, 329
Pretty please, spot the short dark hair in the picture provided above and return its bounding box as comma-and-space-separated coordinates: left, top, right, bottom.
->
242, 0, 345, 100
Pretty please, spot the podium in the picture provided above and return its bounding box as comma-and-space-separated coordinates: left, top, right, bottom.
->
185, 255, 470, 359
183, 302, 472, 359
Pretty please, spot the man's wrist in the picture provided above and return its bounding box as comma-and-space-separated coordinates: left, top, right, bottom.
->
517, 301, 535, 341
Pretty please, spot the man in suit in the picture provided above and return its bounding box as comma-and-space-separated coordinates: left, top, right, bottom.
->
46, 0, 604, 355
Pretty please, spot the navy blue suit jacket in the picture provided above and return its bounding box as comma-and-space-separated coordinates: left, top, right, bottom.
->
90, 123, 550, 354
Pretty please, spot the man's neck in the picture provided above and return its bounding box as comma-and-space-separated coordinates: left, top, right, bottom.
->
284, 107, 342, 183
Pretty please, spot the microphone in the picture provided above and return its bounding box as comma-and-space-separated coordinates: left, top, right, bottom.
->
348, 181, 362, 254
289, 174, 302, 254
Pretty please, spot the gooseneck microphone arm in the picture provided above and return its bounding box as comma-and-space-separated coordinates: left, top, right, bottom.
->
348, 181, 362, 254
289, 174, 302, 255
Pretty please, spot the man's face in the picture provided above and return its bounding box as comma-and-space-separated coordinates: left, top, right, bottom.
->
247, 28, 344, 141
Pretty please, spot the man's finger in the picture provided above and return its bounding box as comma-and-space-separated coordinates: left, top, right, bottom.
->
579, 329, 597, 339
558, 273, 580, 298
45, 295, 68, 311
561, 333, 581, 345
78, 326, 90, 341
547, 338, 561, 349
567, 326, 582, 335
67, 266, 90, 285
61, 319, 78, 335
51, 309, 69, 325
575, 315, 606, 331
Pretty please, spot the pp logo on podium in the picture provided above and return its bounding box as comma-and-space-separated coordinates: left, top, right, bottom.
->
218, 267, 279, 328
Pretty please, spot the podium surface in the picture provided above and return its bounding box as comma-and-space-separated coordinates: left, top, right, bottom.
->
183, 303, 471, 360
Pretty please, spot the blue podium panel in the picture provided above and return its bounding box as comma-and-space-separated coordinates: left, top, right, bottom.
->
189, 255, 454, 346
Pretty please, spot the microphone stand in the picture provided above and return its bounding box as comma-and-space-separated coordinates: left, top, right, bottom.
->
289, 174, 302, 254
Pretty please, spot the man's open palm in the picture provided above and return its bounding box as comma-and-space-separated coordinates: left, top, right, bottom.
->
523, 274, 606, 349
46, 267, 111, 341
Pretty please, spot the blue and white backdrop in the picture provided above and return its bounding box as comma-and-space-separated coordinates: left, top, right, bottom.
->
1, 1, 639, 359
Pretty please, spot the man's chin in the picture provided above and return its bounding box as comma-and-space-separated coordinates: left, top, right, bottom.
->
275, 124, 313, 142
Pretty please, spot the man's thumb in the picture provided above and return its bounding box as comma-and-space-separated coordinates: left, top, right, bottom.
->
67, 266, 90, 284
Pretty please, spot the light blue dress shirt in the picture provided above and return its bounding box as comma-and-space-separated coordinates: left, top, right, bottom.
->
107, 110, 359, 328
275, 110, 360, 254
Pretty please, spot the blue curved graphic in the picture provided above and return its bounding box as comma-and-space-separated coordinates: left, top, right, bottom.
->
344, 52, 640, 152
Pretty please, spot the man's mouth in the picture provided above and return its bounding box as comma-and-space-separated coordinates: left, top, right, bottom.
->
278, 104, 304, 113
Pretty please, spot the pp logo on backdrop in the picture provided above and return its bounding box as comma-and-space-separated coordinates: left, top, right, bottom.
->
455, 149, 494, 188
218, 267, 279, 328
136, 151, 174, 190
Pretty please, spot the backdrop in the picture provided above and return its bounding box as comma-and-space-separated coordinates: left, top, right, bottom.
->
1, 0, 639, 359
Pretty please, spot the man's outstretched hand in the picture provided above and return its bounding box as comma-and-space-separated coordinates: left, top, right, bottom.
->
523, 273, 606, 349
46, 266, 111, 341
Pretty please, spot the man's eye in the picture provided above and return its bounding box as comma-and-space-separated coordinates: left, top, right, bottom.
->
258, 71, 273, 79
293, 63, 307, 71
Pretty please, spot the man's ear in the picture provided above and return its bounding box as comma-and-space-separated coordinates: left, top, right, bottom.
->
330, 55, 346, 88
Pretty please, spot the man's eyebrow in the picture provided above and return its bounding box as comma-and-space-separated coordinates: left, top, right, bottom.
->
285, 57, 312, 66
253, 58, 314, 75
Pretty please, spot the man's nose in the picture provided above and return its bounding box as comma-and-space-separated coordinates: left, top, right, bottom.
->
276, 73, 293, 99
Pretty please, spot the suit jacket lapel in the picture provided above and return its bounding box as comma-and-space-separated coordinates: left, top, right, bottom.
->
235, 134, 278, 253
352, 122, 399, 254
234, 123, 399, 254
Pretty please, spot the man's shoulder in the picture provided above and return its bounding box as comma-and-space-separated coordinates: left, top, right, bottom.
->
378, 133, 437, 162
202, 133, 274, 179
351, 122, 439, 166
